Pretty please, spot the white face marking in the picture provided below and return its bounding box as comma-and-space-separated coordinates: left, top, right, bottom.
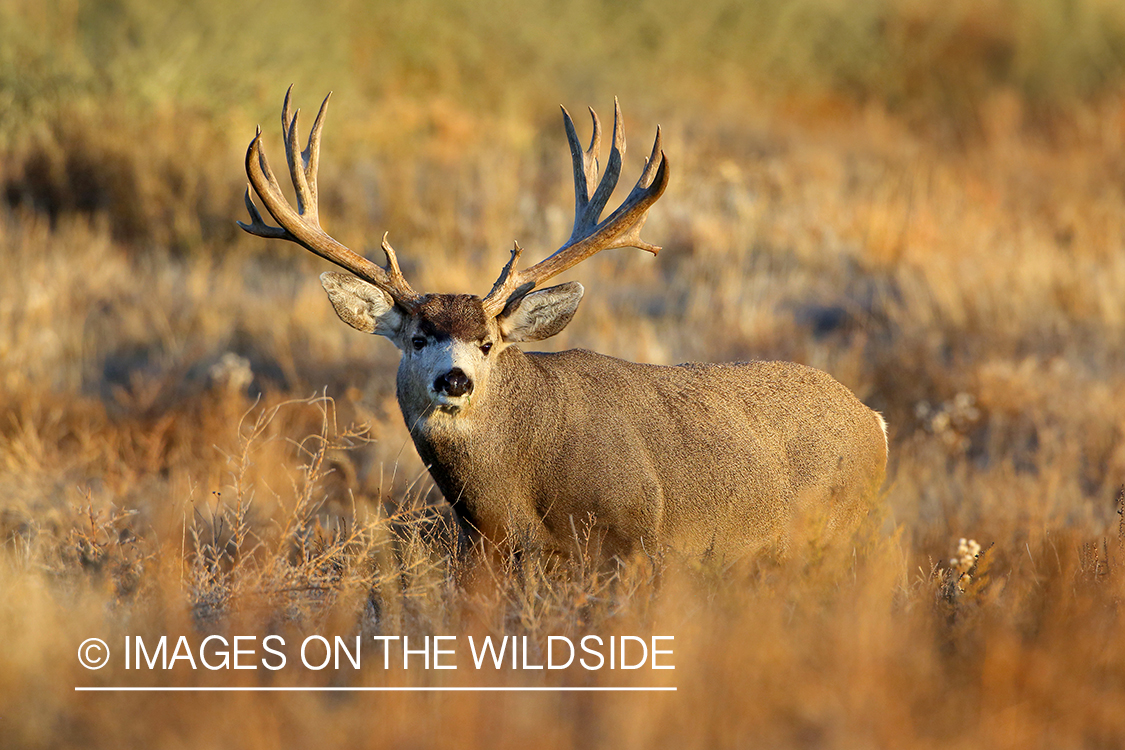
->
400, 333, 498, 419
430, 340, 477, 409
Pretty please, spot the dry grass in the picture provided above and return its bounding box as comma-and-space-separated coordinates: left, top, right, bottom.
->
3, 0, 1125, 748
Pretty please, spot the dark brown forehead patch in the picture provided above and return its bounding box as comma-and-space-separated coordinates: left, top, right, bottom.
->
416, 294, 490, 341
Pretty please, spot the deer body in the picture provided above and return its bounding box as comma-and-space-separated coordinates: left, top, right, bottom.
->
406, 343, 887, 560
240, 88, 888, 563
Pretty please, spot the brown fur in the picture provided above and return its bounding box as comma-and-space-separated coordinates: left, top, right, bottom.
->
415, 294, 490, 341
404, 345, 888, 562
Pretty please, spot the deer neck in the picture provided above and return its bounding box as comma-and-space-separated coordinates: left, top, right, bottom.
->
398, 347, 546, 538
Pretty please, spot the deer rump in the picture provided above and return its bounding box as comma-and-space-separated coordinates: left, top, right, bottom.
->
409, 347, 888, 562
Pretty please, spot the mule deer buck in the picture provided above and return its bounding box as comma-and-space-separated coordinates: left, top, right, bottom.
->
239, 87, 888, 563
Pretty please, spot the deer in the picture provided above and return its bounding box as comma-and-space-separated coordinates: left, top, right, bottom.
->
238, 87, 888, 564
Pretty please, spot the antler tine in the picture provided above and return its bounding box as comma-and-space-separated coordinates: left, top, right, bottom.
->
638, 124, 664, 189
241, 183, 285, 240
480, 101, 669, 317
563, 106, 601, 218
303, 92, 330, 222
380, 232, 415, 293
280, 86, 332, 226
281, 86, 310, 216
578, 98, 624, 240
238, 87, 421, 309
482, 241, 529, 315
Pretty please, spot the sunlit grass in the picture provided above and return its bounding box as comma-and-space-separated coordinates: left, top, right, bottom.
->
3, 0, 1125, 747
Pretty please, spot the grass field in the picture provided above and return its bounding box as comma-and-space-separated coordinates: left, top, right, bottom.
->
2, 0, 1125, 747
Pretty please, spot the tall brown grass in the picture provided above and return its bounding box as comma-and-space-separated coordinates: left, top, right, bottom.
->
3, 0, 1125, 747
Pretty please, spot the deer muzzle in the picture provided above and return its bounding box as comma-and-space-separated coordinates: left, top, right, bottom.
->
434, 368, 474, 398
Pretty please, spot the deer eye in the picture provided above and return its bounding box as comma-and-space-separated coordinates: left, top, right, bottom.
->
480, 342, 493, 356
412, 336, 427, 351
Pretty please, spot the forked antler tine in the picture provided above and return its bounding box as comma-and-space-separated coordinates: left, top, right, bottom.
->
238, 88, 420, 308
589, 148, 669, 254
281, 86, 332, 225
579, 98, 624, 236
563, 101, 625, 244
283, 85, 324, 223
553, 145, 668, 261
241, 129, 333, 246
563, 106, 601, 208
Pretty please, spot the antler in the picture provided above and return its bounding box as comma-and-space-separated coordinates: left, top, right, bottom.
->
238, 86, 421, 309
481, 99, 669, 316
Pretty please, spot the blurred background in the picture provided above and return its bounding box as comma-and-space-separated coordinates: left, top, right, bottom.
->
2, 0, 1125, 747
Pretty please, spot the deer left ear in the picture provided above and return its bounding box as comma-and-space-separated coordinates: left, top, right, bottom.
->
497, 282, 584, 343
320, 272, 408, 339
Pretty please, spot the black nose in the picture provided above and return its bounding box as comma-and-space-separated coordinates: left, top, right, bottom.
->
434, 368, 473, 397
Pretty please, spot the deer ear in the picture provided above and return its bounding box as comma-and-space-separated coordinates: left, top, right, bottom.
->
320, 272, 407, 339
497, 282, 584, 343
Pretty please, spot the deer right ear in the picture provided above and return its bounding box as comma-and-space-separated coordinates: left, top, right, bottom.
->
320, 272, 408, 339
498, 281, 584, 342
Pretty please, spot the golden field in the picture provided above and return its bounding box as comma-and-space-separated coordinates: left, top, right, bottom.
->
2, 0, 1125, 747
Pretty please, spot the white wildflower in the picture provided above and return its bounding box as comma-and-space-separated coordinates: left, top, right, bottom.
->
950, 537, 982, 589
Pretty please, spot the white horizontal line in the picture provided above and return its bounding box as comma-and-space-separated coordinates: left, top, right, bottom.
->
75, 686, 676, 692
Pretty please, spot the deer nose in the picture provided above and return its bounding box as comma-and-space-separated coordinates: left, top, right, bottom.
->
434, 368, 473, 397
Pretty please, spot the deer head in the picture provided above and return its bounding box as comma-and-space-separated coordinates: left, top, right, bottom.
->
238, 87, 668, 419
